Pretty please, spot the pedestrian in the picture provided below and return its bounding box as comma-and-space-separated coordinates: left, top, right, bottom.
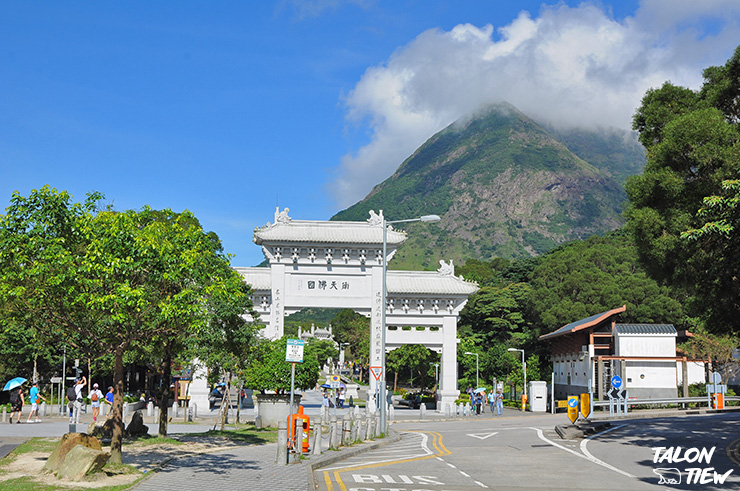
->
9, 387, 24, 424
89, 383, 104, 422
474, 392, 482, 415
72, 375, 86, 424
481, 390, 487, 413
495, 388, 504, 416
338, 389, 345, 409
27, 381, 45, 423
488, 390, 496, 413
104, 386, 114, 418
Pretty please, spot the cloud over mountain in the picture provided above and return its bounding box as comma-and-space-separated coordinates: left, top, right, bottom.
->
330, 0, 740, 208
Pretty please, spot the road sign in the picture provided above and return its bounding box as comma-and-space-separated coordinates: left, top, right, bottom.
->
557, 400, 568, 408
618, 389, 627, 399
567, 396, 579, 423
50, 377, 62, 384
608, 388, 619, 399
580, 393, 591, 418
370, 366, 383, 380
327, 374, 341, 389
611, 375, 622, 389
285, 338, 305, 363
712, 371, 722, 384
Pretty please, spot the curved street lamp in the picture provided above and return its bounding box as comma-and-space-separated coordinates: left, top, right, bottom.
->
380, 213, 440, 431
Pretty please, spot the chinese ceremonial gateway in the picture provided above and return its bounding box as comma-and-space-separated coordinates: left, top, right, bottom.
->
235, 208, 479, 412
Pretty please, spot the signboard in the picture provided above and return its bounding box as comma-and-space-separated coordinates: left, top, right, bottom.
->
611, 375, 622, 389
557, 400, 569, 408
50, 377, 62, 384
567, 396, 579, 423
580, 393, 591, 418
712, 371, 722, 384
370, 366, 383, 381
327, 374, 341, 389
285, 338, 305, 363
608, 388, 619, 399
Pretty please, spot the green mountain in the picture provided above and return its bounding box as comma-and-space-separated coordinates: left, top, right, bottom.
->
332, 103, 644, 269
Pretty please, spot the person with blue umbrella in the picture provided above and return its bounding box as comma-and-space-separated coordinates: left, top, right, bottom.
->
4, 377, 27, 424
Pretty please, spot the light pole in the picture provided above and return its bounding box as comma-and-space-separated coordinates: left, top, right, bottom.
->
380, 213, 440, 432
508, 348, 526, 411
431, 362, 439, 389
464, 352, 479, 387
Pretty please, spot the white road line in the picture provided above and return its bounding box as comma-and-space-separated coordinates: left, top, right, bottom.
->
447, 462, 457, 468
460, 471, 471, 477
529, 426, 635, 478
474, 481, 489, 488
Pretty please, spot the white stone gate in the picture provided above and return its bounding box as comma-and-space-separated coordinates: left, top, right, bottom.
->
235, 208, 478, 412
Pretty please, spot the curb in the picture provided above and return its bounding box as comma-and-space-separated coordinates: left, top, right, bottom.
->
588, 406, 740, 422
306, 429, 403, 490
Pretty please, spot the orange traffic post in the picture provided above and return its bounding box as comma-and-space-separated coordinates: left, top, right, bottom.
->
287, 405, 311, 453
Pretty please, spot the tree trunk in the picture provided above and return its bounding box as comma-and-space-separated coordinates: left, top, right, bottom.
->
393, 371, 398, 393
158, 343, 172, 437
109, 346, 125, 465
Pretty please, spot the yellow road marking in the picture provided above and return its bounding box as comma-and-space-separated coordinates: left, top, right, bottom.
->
323, 431, 451, 490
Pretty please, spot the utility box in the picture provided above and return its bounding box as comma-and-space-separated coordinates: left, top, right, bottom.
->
529, 381, 548, 412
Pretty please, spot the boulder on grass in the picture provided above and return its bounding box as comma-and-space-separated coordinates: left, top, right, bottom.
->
88, 418, 115, 440
43, 433, 102, 475
126, 410, 149, 437
56, 445, 110, 481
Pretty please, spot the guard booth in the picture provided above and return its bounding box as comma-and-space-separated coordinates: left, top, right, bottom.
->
528, 381, 548, 412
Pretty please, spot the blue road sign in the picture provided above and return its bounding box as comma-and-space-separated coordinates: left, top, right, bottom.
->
611, 375, 622, 389
568, 398, 578, 408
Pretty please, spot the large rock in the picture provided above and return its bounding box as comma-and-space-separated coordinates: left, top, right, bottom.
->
56, 445, 110, 481
43, 433, 103, 475
126, 410, 149, 437
88, 419, 116, 440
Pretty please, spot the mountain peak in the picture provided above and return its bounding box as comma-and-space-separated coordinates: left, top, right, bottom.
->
333, 103, 642, 269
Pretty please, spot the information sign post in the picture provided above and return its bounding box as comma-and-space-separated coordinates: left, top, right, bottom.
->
285, 339, 305, 427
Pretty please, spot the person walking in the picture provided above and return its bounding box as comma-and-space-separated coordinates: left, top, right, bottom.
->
104, 386, 114, 418
27, 381, 45, 422
89, 383, 104, 422
474, 392, 482, 415
72, 376, 86, 424
495, 388, 504, 416
9, 387, 24, 423
488, 390, 496, 413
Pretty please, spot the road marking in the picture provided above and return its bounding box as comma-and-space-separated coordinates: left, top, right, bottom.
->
467, 432, 499, 440
323, 431, 450, 491
529, 426, 635, 478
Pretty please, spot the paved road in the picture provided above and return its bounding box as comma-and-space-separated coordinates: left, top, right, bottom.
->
315, 412, 740, 490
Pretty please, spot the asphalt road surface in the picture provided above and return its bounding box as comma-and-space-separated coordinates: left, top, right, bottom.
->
315, 412, 739, 490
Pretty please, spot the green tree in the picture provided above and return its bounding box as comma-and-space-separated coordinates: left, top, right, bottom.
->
0, 188, 249, 463
307, 339, 339, 368
330, 309, 370, 364
530, 231, 683, 334
459, 282, 533, 346
386, 344, 437, 391
627, 46, 740, 334
242, 336, 319, 393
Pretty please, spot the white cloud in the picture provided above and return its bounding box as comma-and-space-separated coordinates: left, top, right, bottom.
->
329, 1, 740, 208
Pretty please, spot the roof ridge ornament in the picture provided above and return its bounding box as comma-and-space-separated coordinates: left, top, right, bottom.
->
275, 206, 291, 224
367, 209, 384, 226
438, 259, 454, 276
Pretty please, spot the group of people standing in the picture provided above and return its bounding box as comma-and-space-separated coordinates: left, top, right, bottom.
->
467, 386, 504, 415
66, 376, 114, 423
7, 377, 114, 424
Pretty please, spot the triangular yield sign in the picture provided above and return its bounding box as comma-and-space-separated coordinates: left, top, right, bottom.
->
467, 432, 499, 440
370, 366, 383, 380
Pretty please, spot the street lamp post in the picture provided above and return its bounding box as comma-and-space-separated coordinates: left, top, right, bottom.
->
380, 213, 440, 432
508, 348, 526, 411
431, 362, 439, 389
464, 352, 479, 387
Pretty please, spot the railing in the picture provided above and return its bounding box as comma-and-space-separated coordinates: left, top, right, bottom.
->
593, 396, 740, 408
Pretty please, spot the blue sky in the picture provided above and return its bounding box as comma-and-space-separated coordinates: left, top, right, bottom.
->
2, 1, 739, 267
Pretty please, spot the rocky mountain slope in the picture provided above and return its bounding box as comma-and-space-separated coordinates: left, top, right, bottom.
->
332, 103, 644, 269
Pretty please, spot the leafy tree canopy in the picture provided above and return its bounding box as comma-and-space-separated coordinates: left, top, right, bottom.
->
627, 45, 740, 334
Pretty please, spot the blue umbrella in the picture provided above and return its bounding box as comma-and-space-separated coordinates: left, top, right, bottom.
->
3, 377, 27, 391
473, 387, 487, 393
320, 383, 332, 389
